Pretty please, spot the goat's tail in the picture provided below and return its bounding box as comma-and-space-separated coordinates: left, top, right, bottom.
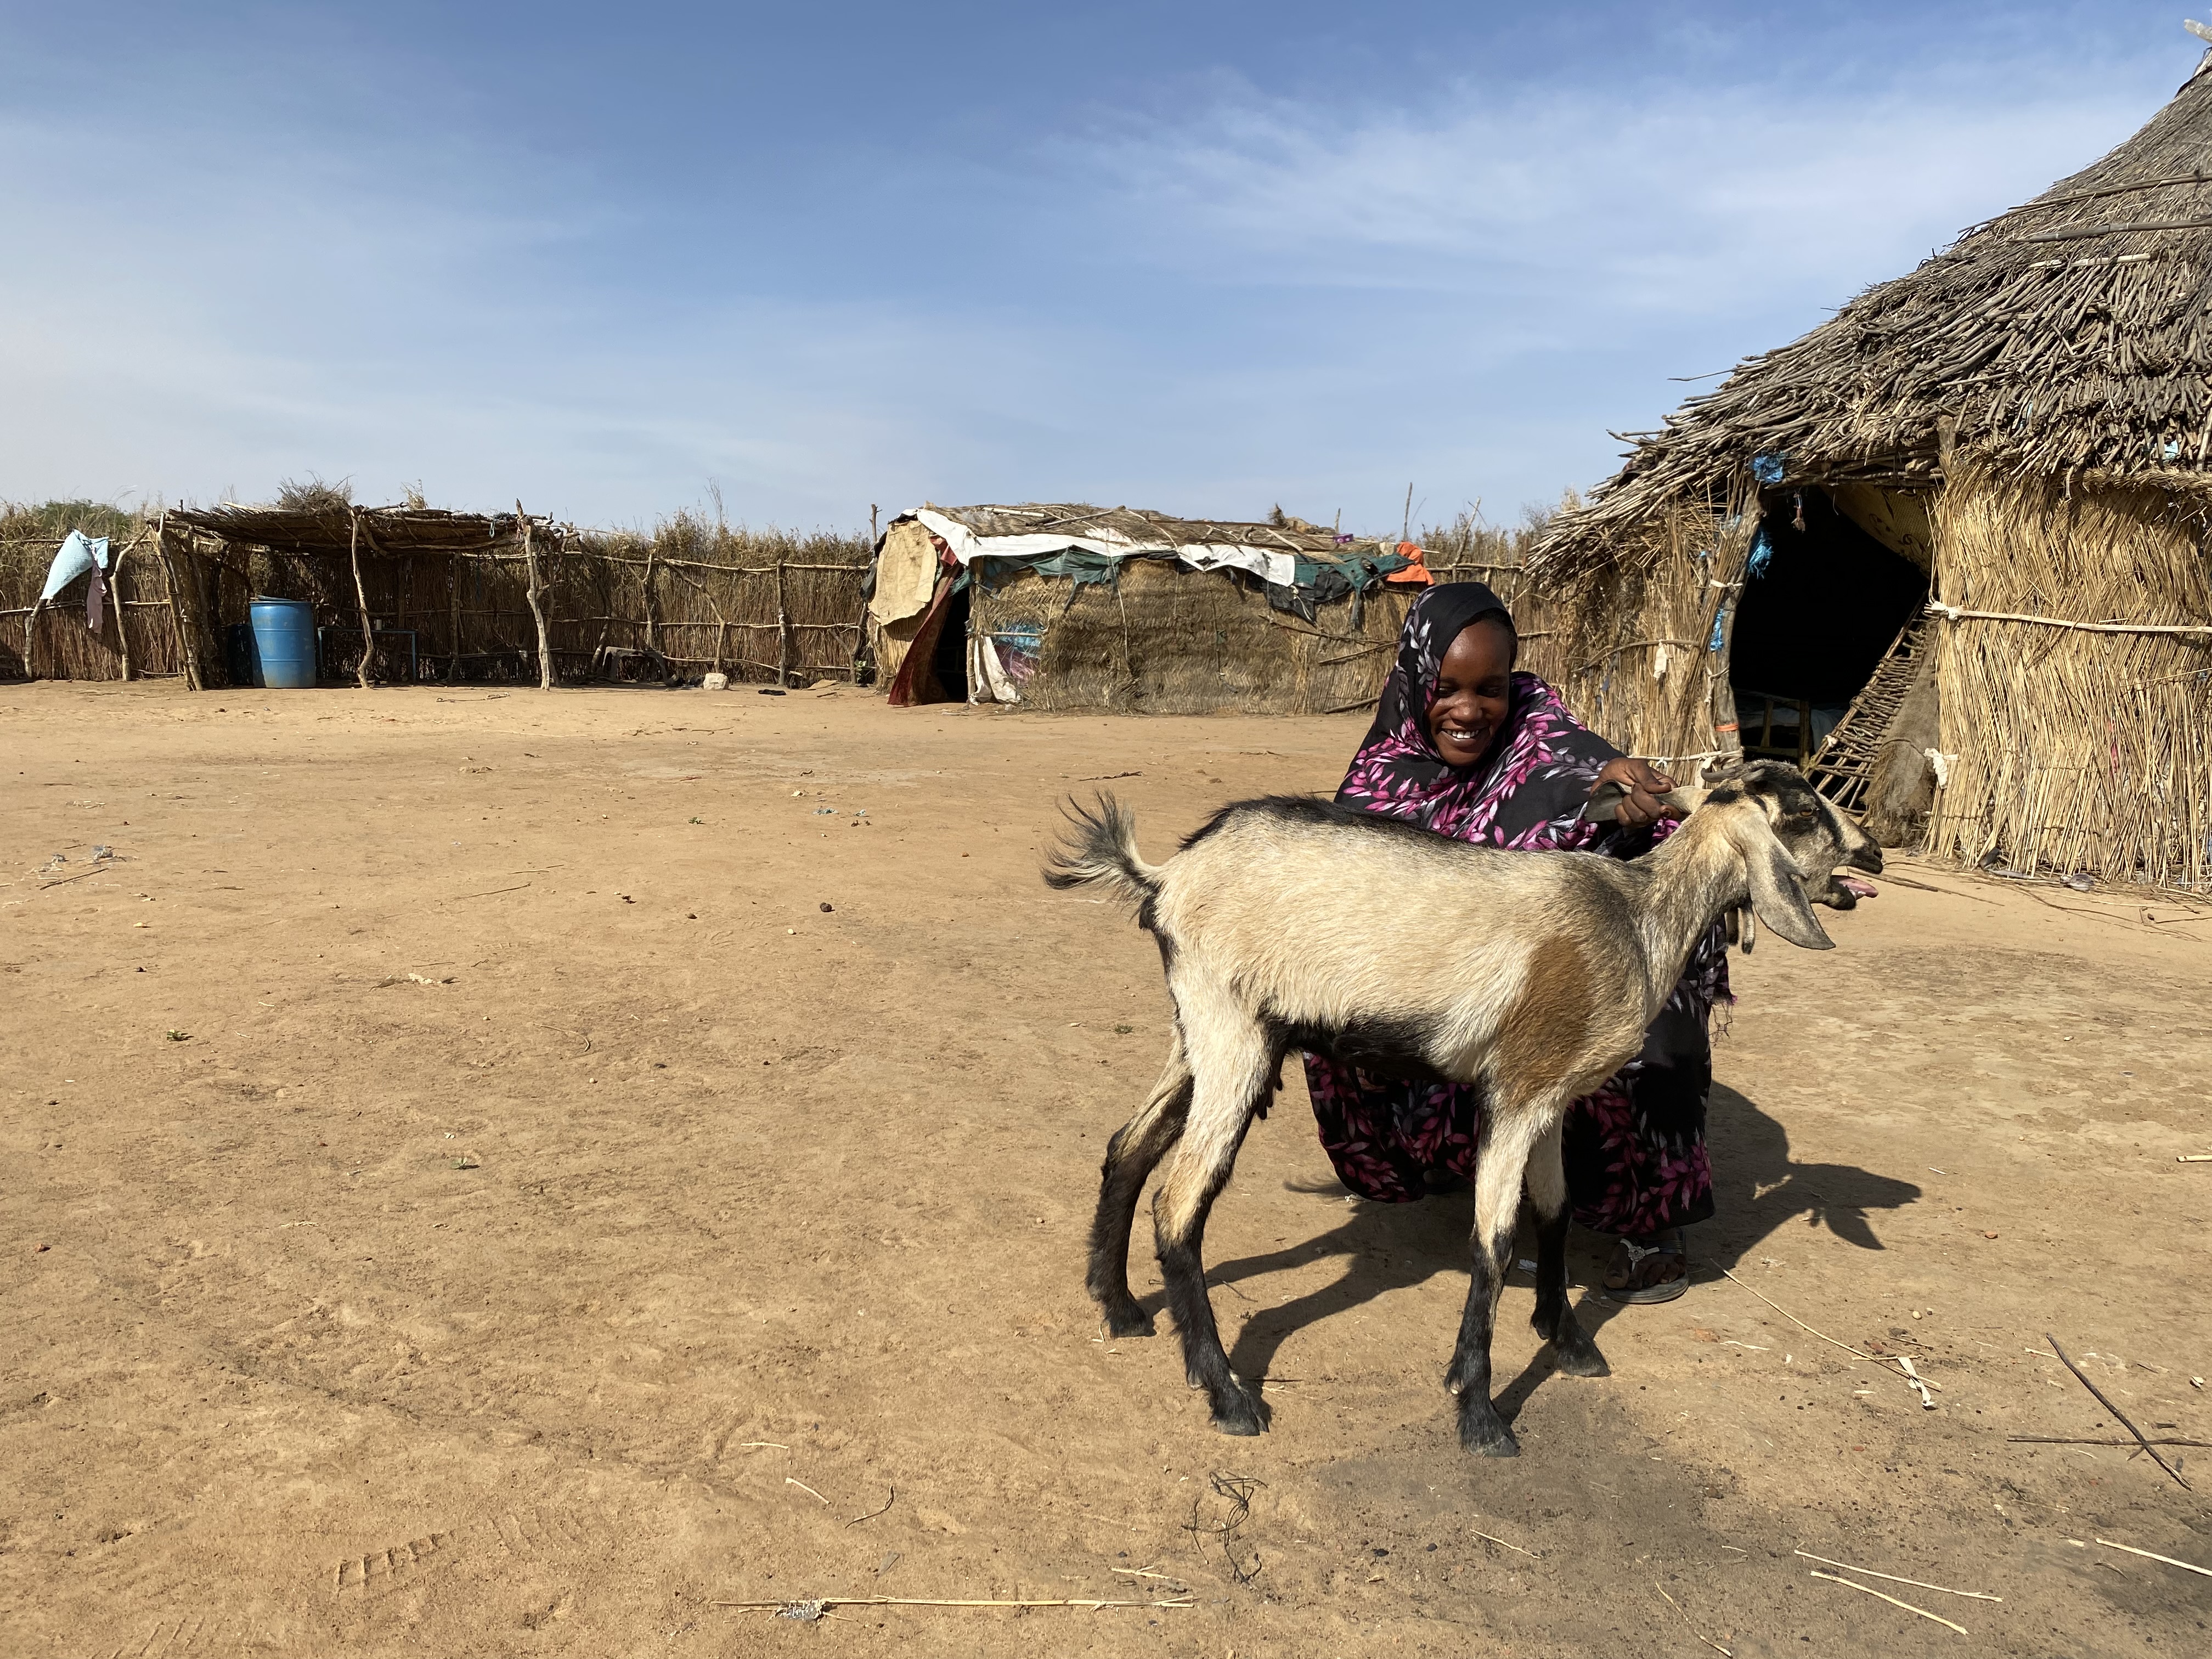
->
1041, 793, 1163, 909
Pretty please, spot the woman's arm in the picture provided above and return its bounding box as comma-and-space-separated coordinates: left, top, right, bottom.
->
1591, 757, 1677, 830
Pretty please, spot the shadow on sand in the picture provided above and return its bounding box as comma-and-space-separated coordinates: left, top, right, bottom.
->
1169, 1081, 1922, 1423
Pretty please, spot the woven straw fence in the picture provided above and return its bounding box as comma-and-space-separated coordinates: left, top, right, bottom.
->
79, 511, 872, 689
1926, 462, 2212, 887
0, 506, 182, 681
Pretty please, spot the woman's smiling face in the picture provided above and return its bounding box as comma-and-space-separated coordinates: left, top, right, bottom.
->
1425, 616, 1515, 768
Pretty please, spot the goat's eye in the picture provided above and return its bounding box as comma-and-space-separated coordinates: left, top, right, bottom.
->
1778, 809, 1817, 827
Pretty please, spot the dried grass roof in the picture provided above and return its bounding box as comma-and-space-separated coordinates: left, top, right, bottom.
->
1541, 48, 2212, 575
169, 503, 556, 556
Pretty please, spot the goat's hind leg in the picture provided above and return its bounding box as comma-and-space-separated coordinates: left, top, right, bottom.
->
1152, 1017, 1272, 1436
1087, 1032, 1192, 1338
1526, 1116, 1607, 1378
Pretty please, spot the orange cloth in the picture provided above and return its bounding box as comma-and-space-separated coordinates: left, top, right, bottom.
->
1385, 541, 1433, 586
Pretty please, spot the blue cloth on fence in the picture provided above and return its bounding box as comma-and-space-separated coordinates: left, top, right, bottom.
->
40, 530, 109, 603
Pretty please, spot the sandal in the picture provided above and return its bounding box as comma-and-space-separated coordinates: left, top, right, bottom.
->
1604, 1229, 1688, 1304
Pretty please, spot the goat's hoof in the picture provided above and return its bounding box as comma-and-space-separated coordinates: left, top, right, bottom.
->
1553, 1335, 1610, 1379
1458, 1403, 1520, 1458
1100, 1301, 1155, 1339
1210, 1402, 1265, 1437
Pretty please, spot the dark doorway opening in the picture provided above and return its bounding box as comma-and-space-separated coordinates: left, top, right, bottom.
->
1729, 489, 1927, 764
929, 583, 972, 702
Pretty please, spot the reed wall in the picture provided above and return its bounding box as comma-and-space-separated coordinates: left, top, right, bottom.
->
1926, 464, 2212, 886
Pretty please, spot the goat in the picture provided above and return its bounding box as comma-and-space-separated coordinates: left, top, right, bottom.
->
1043, 759, 1882, 1455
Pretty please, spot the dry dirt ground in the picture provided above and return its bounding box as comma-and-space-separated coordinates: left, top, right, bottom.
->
3, 680, 2210, 1659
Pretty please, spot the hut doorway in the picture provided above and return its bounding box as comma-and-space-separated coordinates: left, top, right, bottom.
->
1728, 488, 1927, 765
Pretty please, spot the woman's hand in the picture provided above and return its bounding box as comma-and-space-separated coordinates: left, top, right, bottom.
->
1593, 757, 1677, 830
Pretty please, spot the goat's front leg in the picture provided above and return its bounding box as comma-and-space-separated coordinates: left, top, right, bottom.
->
1526, 1116, 1607, 1378
1150, 1018, 1271, 1436
1087, 1031, 1192, 1338
1448, 1110, 1542, 1456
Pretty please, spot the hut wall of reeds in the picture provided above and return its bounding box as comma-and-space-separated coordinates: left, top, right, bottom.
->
1925, 462, 2211, 884
1, 505, 181, 681
1531, 41, 2212, 889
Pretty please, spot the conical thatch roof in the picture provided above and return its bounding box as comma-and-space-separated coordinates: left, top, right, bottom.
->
1541, 48, 2212, 574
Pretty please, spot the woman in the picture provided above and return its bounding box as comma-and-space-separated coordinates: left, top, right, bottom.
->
1304, 582, 1729, 1302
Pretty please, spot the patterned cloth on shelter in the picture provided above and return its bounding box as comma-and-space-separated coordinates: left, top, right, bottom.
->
1301, 582, 1727, 1236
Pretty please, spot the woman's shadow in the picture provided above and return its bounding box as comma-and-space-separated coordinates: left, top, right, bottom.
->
1201, 1082, 1921, 1415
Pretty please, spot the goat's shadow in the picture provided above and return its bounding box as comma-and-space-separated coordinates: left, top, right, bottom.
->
1183, 1082, 1921, 1422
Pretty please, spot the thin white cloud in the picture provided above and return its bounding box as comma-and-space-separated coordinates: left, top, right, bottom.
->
1064, 66, 2160, 320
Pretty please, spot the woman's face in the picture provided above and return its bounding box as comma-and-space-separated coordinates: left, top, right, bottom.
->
1426, 617, 1514, 768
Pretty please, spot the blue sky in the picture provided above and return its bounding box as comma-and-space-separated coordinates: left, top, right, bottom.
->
0, 3, 2197, 532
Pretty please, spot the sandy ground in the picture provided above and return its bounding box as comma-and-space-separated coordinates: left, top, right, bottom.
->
3, 679, 2209, 1658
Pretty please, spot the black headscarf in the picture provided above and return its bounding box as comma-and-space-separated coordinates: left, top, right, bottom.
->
1333, 582, 1626, 850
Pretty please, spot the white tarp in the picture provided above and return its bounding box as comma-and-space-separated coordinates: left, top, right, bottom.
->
909, 507, 1299, 590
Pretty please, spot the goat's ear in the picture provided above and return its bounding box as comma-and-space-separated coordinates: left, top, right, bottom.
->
1743, 839, 1834, 950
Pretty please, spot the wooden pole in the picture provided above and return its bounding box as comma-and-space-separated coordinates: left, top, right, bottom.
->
518, 502, 553, 690
642, 544, 661, 676
22, 597, 43, 681
150, 511, 202, 690
449, 544, 464, 686
775, 557, 793, 686
110, 535, 133, 681
347, 509, 375, 690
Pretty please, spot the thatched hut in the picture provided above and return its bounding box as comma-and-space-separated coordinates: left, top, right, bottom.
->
1533, 42, 2212, 889
864, 504, 1441, 713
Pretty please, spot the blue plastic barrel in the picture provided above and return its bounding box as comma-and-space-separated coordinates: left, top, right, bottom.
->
249, 597, 318, 689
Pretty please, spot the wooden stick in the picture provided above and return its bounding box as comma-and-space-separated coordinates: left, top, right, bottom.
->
518, 501, 553, 691
1713, 1264, 1940, 1391
1792, 1552, 2000, 1600
150, 511, 201, 691
1807, 1571, 1967, 1635
1927, 600, 2212, 637
845, 1485, 894, 1526
2095, 1538, 2212, 1578
2045, 1333, 2190, 1489
2009, 1435, 2212, 1447
712, 1595, 1195, 1613
785, 1477, 830, 1504
775, 557, 792, 687
1654, 1583, 1732, 1656
38, 866, 117, 890
347, 509, 375, 690
110, 538, 133, 681
1470, 1528, 1537, 1558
